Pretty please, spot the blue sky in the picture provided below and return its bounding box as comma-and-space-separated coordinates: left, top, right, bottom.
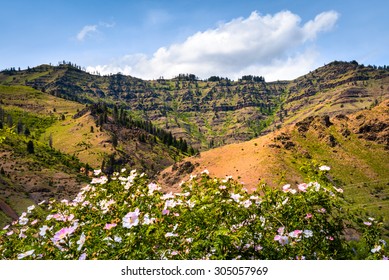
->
0, 0, 388, 81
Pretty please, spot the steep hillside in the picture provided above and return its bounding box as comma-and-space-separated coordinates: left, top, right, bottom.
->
0, 64, 285, 149
159, 99, 389, 232
0, 84, 189, 227
272, 61, 389, 128
2, 61, 388, 151
0, 85, 89, 226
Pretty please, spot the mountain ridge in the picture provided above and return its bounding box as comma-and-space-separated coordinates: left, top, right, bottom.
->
2, 60, 388, 150
0, 60, 388, 230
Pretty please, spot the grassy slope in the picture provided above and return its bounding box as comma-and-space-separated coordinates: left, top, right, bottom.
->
0, 83, 190, 227
159, 100, 389, 234
0, 85, 90, 227
41, 113, 113, 168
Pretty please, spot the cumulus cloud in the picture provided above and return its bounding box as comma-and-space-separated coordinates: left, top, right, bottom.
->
87, 10, 339, 80
303, 11, 339, 40
76, 25, 98, 41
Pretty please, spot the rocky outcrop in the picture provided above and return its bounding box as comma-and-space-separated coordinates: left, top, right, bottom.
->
161, 161, 199, 186
296, 115, 333, 135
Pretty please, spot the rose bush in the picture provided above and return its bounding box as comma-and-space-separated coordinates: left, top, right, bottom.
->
0, 166, 387, 260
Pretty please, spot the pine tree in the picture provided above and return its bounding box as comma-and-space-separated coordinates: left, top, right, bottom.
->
24, 127, 31, 136
7, 115, 13, 127
101, 159, 106, 172
113, 105, 119, 124
27, 140, 34, 154
17, 120, 23, 134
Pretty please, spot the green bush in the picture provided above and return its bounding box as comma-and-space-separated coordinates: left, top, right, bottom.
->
0, 166, 387, 260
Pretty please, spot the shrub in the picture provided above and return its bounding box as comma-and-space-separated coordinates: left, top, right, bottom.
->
0, 167, 387, 260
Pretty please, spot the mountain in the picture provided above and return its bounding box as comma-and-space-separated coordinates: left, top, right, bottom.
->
0, 60, 388, 230
0, 63, 285, 149
1, 61, 388, 151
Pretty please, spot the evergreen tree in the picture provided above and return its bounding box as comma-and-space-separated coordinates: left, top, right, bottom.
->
113, 105, 119, 124
85, 164, 91, 175
27, 140, 34, 154
0, 106, 4, 123
24, 127, 31, 136
7, 115, 13, 127
98, 114, 104, 127
167, 132, 173, 146
181, 139, 188, 153
17, 120, 23, 134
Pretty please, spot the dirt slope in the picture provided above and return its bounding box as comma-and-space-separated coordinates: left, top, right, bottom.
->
159, 100, 389, 193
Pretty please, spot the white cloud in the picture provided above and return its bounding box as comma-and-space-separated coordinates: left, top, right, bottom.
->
76, 21, 115, 42
76, 25, 98, 41
303, 11, 339, 40
99, 21, 116, 28
87, 10, 339, 81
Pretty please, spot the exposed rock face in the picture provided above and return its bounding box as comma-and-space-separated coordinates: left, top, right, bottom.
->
325, 134, 338, 147
351, 100, 389, 149
162, 161, 199, 186
322, 115, 333, 127
296, 116, 314, 134
355, 121, 389, 148
172, 161, 196, 176
296, 115, 333, 136
272, 133, 295, 150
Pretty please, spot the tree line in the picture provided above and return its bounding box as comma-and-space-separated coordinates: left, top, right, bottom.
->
90, 103, 198, 155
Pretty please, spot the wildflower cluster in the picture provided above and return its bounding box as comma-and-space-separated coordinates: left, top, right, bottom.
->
0, 166, 387, 260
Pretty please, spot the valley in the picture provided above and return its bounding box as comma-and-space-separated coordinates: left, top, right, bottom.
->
0, 60, 388, 234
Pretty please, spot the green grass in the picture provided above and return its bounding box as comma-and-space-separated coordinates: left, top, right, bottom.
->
286, 127, 389, 237
2, 107, 56, 138
0, 84, 42, 99
6, 196, 35, 217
